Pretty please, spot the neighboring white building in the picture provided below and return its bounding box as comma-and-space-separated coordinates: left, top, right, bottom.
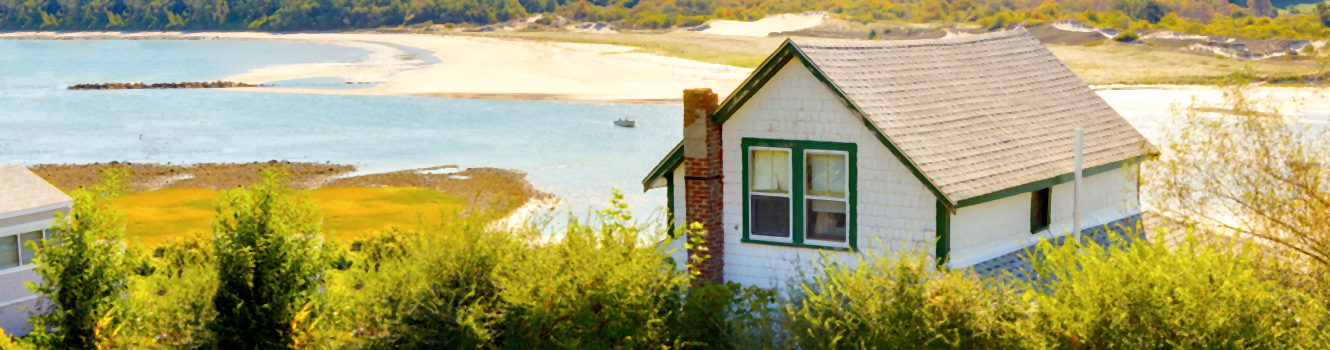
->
643, 28, 1152, 288
0, 164, 70, 336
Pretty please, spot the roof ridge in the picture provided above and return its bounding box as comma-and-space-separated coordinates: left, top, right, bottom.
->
788, 27, 1031, 49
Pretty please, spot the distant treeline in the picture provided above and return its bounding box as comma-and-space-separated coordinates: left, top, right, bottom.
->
2, 0, 1330, 39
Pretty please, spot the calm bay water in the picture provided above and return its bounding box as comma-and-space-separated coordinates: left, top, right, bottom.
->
0, 40, 681, 216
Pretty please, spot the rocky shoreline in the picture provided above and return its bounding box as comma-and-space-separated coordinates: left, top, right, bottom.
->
68, 81, 264, 90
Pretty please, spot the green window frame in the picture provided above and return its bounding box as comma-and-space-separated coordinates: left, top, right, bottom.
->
741, 138, 857, 251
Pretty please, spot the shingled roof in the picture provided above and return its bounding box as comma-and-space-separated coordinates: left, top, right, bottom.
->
644, 28, 1152, 209
0, 164, 72, 217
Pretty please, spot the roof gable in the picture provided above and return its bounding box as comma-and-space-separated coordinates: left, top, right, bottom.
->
0, 164, 72, 216
645, 28, 1152, 210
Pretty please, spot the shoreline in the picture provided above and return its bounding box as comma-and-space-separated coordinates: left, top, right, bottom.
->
7, 30, 1330, 109
1, 30, 751, 103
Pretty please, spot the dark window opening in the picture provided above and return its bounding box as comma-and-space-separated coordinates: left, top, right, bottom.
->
1031, 188, 1051, 233
752, 195, 791, 238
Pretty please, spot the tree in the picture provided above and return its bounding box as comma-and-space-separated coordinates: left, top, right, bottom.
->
25, 168, 136, 350
1317, 2, 1330, 27
1142, 67, 1330, 294
1247, 0, 1274, 17
208, 167, 330, 350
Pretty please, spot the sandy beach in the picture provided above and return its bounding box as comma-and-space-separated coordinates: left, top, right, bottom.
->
0, 31, 752, 102
6, 29, 1330, 109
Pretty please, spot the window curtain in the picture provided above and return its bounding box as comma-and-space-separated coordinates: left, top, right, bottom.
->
751, 150, 790, 193
807, 153, 847, 198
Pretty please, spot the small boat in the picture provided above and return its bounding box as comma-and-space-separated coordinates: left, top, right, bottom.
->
614, 118, 636, 127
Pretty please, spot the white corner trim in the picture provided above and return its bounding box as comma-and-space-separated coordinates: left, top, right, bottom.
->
0, 202, 72, 221
0, 295, 38, 309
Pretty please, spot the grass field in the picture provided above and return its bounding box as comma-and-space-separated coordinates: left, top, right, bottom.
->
114, 187, 464, 247
1047, 41, 1319, 84
473, 30, 1320, 84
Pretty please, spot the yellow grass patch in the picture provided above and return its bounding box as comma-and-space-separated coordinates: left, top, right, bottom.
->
113, 187, 463, 247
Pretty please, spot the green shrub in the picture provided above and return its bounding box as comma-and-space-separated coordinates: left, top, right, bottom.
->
208, 167, 331, 350
0, 329, 33, 350
1113, 29, 1139, 42
496, 190, 689, 348
362, 190, 772, 349
363, 215, 514, 349
123, 232, 218, 348
1023, 230, 1330, 348
772, 249, 1028, 350
26, 168, 136, 350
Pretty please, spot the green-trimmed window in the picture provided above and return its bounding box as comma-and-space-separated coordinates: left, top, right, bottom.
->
1030, 187, 1051, 233
742, 138, 857, 251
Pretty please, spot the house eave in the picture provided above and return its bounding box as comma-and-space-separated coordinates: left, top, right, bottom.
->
641, 141, 683, 192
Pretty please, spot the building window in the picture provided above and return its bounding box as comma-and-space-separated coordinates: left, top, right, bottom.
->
1031, 187, 1051, 233
805, 151, 849, 243
742, 138, 857, 250
0, 229, 58, 271
0, 235, 17, 270
749, 148, 792, 240
19, 231, 43, 265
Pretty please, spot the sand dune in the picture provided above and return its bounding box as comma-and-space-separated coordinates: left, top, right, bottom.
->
693, 12, 827, 37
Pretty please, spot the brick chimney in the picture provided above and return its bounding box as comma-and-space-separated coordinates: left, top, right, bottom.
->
682, 88, 723, 285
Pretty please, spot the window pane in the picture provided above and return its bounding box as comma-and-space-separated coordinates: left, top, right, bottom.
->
19, 231, 43, 265
0, 236, 17, 270
751, 195, 790, 238
807, 153, 847, 198
751, 150, 790, 194
807, 199, 848, 242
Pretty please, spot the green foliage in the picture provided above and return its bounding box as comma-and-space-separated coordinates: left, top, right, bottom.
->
126, 232, 218, 348
208, 167, 330, 350
360, 190, 774, 349
498, 190, 686, 348
768, 249, 1027, 350
1114, 29, 1140, 42
362, 212, 513, 348
0, 329, 31, 350
17, 163, 1330, 349
25, 167, 136, 350
1022, 230, 1330, 348
3, 0, 1329, 39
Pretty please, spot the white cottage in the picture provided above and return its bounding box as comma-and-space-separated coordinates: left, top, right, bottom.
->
642, 28, 1152, 287
0, 164, 70, 336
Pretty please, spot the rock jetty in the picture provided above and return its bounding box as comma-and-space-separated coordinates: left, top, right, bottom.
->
68, 81, 263, 90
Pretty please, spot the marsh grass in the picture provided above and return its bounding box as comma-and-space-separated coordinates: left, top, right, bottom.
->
112, 187, 467, 246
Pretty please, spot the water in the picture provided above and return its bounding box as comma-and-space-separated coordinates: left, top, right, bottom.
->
0, 40, 680, 217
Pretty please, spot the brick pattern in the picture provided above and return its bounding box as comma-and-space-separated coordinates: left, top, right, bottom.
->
682, 88, 725, 285
718, 61, 937, 289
